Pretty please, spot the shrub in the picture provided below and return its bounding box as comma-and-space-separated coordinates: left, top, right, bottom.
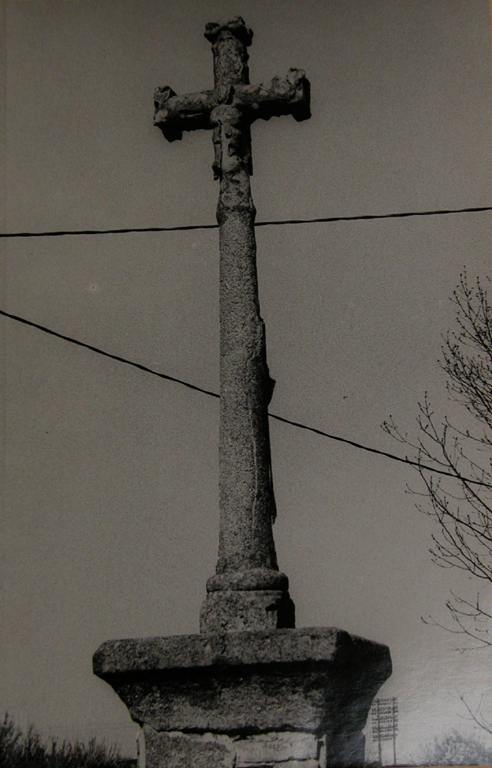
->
420, 729, 492, 766
0, 713, 127, 768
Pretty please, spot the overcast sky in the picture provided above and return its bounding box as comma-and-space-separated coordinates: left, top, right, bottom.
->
2, 0, 492, 763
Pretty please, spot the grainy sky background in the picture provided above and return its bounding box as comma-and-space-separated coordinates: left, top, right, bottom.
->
2, 0, 492, 763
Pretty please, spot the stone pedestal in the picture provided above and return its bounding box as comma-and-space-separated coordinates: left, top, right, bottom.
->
93, 627, 391, 768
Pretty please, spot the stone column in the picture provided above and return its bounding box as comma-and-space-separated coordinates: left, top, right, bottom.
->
199, 18, 293, 634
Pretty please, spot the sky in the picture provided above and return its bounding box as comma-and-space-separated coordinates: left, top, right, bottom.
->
2, 0, 492, 763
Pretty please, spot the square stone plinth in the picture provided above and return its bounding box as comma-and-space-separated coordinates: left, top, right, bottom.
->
200, 589, 295, 632
93, 627, 391, 767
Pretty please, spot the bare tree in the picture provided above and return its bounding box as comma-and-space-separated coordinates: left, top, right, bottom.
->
383, 272, 492, 652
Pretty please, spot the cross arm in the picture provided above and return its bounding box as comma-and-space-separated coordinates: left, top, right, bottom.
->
234, 68, 311, 124
153, 86, 216, 142
154, 68, 310, 143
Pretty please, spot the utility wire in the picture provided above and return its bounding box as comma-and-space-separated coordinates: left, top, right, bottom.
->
1, 204, 491, 239
2, 307, 491, 488
0, 309, 218, 399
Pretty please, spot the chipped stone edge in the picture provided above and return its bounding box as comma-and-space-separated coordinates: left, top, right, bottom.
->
93, 626, 390, 677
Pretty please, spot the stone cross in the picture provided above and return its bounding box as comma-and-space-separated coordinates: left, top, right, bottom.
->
95, 24, 390, 766
154, 17, 310, 632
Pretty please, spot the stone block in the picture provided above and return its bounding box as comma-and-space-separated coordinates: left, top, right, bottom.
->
200, 589, 295, 632
144, 728, 235, 768
235, 731, 318, 765
94, 627, 391, 767
282, 761, 319, 768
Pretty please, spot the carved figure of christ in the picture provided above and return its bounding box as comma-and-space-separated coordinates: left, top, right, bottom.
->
154, 17, 310, 631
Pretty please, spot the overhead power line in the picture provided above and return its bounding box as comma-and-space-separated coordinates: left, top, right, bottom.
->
0, 309, 218, 399
2, 307, 491, 488
0, 204, 491, 239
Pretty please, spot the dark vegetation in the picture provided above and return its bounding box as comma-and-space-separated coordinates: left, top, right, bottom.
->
0, 713, 135, 768
419, 729, 492, 765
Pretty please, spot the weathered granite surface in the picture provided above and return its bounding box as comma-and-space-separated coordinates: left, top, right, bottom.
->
154, 17, 311, 628
143, 728, 324, 768
92, 17, 392, 768
94, 627, 381, 673
199, 589, 295, 632
144, 730, 235, 768
93, 628, 391, 746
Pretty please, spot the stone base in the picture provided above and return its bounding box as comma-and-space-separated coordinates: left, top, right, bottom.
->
93, 628, 391, 768
200, 589, 295, 632
144, 728, 327, 768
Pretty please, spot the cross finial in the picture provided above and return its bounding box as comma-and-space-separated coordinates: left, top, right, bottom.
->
204, 16, 253, 46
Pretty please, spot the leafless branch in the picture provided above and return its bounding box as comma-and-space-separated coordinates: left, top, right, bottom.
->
384, 273, 492, 704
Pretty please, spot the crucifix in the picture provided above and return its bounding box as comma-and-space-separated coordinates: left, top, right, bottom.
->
154, 16, 310, 632
95, 21, 391, 765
